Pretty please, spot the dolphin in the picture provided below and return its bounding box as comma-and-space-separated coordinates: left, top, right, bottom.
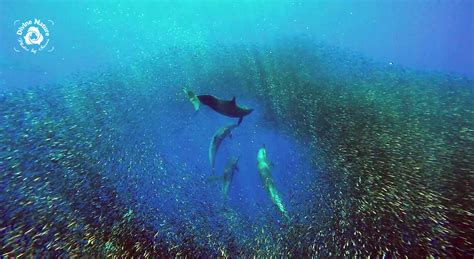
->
184, 89, 253, 125
209, 123, 239, 174
257, 146, 289, 220
222, 156, 239, 200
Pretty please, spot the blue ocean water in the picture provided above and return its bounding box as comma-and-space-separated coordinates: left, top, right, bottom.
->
0, 1, 473, 257
1, 0, 473, 91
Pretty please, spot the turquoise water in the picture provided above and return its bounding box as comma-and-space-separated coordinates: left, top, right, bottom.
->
1, 1, 473, 257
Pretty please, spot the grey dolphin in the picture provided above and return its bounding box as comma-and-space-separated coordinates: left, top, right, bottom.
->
184, 89, 253, 125
257, 147, 290, 220
209, 123, 238, 174
222, 156, 239, 199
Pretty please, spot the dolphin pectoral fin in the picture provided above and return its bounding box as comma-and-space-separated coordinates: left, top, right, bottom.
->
231, 96, 236, 105
237, 116, 243, 125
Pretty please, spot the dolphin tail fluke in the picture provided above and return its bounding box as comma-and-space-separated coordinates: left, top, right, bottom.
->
183, 88, 201, 111
268, 185, 289, 220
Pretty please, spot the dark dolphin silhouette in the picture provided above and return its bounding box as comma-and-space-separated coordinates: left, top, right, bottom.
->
209, 123, 239, 174
222, 156, 239, 200
184, 88, 253, 125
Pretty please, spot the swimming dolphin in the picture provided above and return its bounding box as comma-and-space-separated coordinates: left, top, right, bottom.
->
257, 147, 289, 220
222, 156, 239, 200
209, 123, 239, 174
184, 89, 253, 125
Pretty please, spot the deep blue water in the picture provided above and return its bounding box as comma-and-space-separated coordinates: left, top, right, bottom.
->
1, 1, 473, 91
0, 1, 473, 257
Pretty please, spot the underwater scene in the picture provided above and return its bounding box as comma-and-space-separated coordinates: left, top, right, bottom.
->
0, 1, 473, 257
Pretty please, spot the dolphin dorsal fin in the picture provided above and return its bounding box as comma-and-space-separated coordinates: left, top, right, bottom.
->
231, 96, 236, 105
